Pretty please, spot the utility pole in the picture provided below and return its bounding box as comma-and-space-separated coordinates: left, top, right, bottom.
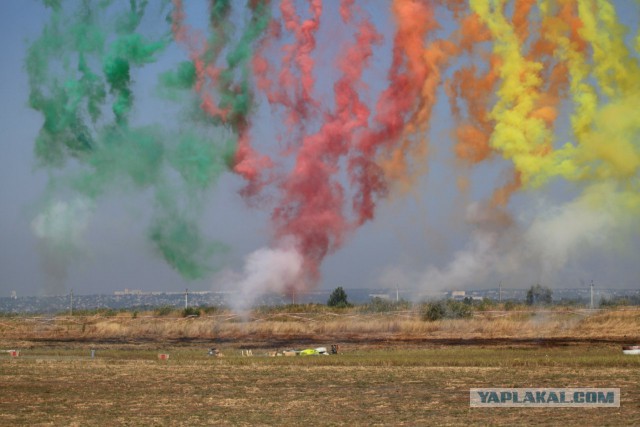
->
396, 285, 399, 302
70, 289, 73, 316
499, 281, 502, 303
185, 288, 189, 310
590, 280, 594, 309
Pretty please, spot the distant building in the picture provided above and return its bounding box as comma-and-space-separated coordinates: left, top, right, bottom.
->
451, 291, 466, 300
114, 289, 144, 295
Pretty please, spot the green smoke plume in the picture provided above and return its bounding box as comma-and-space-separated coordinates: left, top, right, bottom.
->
218, 0, 271, 129
27, 0, 234, 282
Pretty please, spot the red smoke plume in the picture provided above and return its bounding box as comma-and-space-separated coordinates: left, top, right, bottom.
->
272, 1, 381, 283
349, 0, 442, 224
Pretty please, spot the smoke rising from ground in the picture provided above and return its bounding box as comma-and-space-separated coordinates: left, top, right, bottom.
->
31, 198, 93, 295
222, 241, 303, 312
407, 183, 635, 295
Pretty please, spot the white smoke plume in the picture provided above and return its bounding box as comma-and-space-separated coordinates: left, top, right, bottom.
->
407, 183, 632, 295
420, 230, 500, 292
415, 200, 511, 293
524, 187, 621, 276
224, 241, 304, 312
31, 197, 94, 295
32, 198, 93, 247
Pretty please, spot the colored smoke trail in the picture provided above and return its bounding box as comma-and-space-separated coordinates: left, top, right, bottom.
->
349, 1, 436, 224
379, 0, 457, 194
227, 1, 276, 197
417, 0, 640, 293
231, 0, 383, 298
277, 0, 322, 124
28, 0, 230, 283
26, 1, 640, 301
171, 0, 274, 197
270, 1, 382, 286
470, 0, 554, 190
447, 13, 498, 168
545, 0, 640, 185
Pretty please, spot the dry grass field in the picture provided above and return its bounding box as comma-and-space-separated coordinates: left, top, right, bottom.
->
1, 307, 639, 425
0, 305, 638, 346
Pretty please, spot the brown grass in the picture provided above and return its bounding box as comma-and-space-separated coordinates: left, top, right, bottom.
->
1, 307, 638, 347
0, 346, 638, 425
1, 307, 639, 425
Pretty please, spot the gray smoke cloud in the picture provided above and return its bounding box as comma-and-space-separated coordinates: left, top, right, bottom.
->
31, 197, 94, 294
217, 239, 303, 312
384, 183, 635, 296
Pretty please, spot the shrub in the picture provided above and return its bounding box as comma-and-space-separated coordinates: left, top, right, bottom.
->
201, 305, 221, 315
422, 301, 447, 321
182, 307, 201, 317
155, 305, 174, 316
327, 287, 352, 308
420, 300, 473, 321
449, 300, 473, 319
255, 303, 327, 314
361, 297, 411, 313
503, 300, 517, 311
600, 297, 632, 307
476, 297, 495, 311
526, 284, 553, 305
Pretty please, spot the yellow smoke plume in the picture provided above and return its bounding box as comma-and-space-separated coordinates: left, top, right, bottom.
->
540, 0, 639, 229
470, 0, 555, 189
544, 0, 640, 186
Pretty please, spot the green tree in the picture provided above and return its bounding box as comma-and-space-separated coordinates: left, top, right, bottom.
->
526, 284, 553, 305
327, 287, 351, 308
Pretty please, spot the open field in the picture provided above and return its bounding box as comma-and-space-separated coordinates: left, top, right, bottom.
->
1, 307, 639, 425
1, 345, 639, 426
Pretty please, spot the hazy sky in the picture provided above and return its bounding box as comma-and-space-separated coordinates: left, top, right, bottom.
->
1, 1, 639, 298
